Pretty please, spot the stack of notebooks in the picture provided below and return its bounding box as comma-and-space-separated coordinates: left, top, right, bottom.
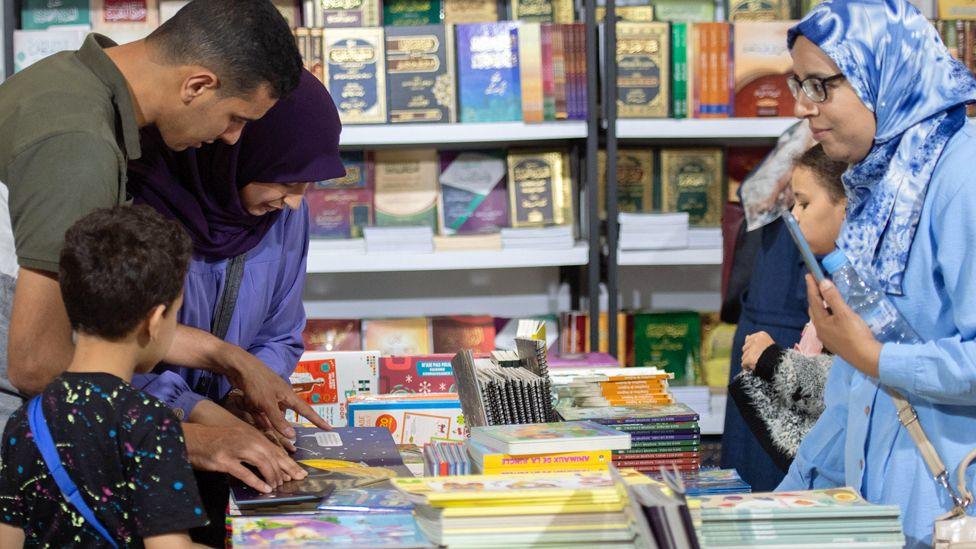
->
501, 226, 575, 250
692, 487, 905, 548
564, 370, 674, 407
557, 403, 702, 474
618, 212, 690, 251
467, 420, 630, 475
364, 226, 434, 254
391, 469, 652, 547
423, 441, 471, 477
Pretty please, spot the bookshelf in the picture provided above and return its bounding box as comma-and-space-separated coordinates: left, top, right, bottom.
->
617, 247, 723, 266
306, 242, 590, 273
615, 117, 797, 140
340, 121, 589, 147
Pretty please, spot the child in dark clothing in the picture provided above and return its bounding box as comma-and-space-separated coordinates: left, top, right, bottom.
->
0, 205, 209, 548
734, 144, 849, 466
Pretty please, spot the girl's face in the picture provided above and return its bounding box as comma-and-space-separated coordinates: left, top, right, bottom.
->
239, 182, 309, 216
791, 36, 876, 164
790, 166, 847, 255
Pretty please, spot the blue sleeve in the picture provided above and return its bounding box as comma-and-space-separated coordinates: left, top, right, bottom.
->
245, 203, 309, 382
132, 372, 206, 420
778, 356, 851, 491
878, 164, 976, 406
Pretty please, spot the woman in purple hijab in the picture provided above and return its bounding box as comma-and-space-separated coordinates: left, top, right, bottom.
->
127, 69, 343, 439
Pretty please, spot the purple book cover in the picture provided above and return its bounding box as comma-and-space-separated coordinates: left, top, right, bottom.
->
631, 433, 702, 442
437, 151, 509, 235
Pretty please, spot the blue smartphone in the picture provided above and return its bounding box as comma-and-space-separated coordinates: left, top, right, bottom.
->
781, 210, 826, 283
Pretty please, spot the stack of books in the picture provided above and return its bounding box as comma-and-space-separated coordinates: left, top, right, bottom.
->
364, 226, 434, 253
391, 469, 652, 547
693, 487, 905, 547
557, 403, 702, 474
500, 226, 575, 250
466, 420, 630, 475
618, 212, 690, 251
688, 227, 723, 249
423, 441, 471, 476
563, 370, 674, 407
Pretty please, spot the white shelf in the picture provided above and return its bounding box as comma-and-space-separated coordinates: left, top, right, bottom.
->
306, 242, 589, 273
615, 118, 797, 139
340, 121, 588, 147
618, 247, 723, 266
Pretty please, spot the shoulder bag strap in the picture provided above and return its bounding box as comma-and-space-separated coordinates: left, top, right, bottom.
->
887, 387, 971, 513
193, 253, 247, 396
27, 397, 119, 548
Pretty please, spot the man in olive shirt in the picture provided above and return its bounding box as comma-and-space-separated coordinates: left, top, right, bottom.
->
0, 0, 326, 493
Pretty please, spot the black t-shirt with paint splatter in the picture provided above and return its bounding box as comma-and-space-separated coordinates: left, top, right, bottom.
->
0, 372, 207, 548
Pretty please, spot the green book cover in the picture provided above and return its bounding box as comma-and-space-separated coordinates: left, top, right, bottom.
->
610, 421, 699, 432
21, 0, 90, 29
671, 22, 688, 119
651, 0, 714, 21
632, 312, 702, 381
384, 0, 443, 25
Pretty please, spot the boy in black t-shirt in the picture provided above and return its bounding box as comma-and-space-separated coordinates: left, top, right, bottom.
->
0, 205, 209, 548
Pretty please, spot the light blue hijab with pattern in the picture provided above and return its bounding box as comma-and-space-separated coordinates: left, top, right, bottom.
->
789, 0, 976, 295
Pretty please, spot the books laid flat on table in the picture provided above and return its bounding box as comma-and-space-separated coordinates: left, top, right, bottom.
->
467, 440, 612, 474
470, 420, 631, 455
693, 487, 905, 548
231, 512, 434, 548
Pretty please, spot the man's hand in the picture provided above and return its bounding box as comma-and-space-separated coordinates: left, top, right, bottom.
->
166, 326, 330, 440
805, 274, 882, 377
742, 331, 775, 370
182, 422, 307, 494
223, 391, 298, 453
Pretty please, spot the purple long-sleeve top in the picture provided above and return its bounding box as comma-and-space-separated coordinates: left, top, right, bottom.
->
133, 203, 309, 419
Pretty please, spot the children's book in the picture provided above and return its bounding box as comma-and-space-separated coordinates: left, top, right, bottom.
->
231, 513, 435, 548
470, 420, 631, 455
697, 487, 904, 519
318, 487, 415, 513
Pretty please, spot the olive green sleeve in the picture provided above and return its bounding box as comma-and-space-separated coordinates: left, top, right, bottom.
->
7, 133, 122, 273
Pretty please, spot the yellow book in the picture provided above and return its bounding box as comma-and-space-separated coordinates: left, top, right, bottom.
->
470, 444, 613, 472
616, 22, 670, 118
427, 501, 627, 517
324, 27, 387, 125
519, 22, 545, 123
507, 150, 574, 227
659, 148, 724, 227
443, 0, 499, 22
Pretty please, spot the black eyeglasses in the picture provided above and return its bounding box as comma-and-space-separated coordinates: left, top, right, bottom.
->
787, 73, 846, 103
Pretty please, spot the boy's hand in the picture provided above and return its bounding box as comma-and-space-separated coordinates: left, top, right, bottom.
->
742, 331, 775, 370
182, 422, 308, 494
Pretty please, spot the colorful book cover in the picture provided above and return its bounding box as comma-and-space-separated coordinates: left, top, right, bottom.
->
364, 318, 433, 356
384, 0, 443, 25
471, 420, 631, 454
379, 354, 459, 393
325, 27, 387, 125
512, 0, 574, 23
733, 21, 797, 118
632, 311, 702, 379
443, 0, 499, 23
373, 149, 439, 227
541, 24, 557, 120
659, 148, 724, 227
598, 149, 654, 220
318, 151, 373, 190
556, 402, 700, 424
696, 487, 903, 519
469, 441, 612, 471
318, 487, 415, 513
506, 150, 574, 227
307, 189, 373, 238
231, 512, 432, 547
671, 22, 688, 119
518, 22, 545, 123
651, 0, 714, 21
726, 0, 791, 20
455, 22, 523, 122
302, 319, 363, 352
348, 394, 466, 443
437, 150, 509, 235
694, 22, 733, 118
385, 25, 457, 124
286, 351, 380, 427
319, 0, 382, 27
21, 0, 89, 29
431, 315, 496, 353
616, 22, 670, 118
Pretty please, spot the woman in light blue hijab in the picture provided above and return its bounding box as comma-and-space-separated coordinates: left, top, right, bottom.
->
780, 0, 976, 545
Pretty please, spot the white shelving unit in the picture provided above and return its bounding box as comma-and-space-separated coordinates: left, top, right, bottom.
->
617, 247, 723, 266
306, 242, 589, 273
615, 117, 796, 140
340, 121, 588, 147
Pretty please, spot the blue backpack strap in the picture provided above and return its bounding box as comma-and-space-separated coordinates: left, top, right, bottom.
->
27, 397, 119, 548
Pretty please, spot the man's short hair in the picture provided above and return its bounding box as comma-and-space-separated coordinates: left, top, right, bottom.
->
147, 0, 303, 99
60, 205, 192, 340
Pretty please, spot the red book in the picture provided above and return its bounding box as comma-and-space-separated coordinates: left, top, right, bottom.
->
431, 316, 496, 354
302, 319, 363, 352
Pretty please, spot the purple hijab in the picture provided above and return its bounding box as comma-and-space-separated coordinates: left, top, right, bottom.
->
128, 70, 344, 259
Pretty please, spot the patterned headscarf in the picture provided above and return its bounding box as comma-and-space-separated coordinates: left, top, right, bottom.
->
789, 0, 976, 294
